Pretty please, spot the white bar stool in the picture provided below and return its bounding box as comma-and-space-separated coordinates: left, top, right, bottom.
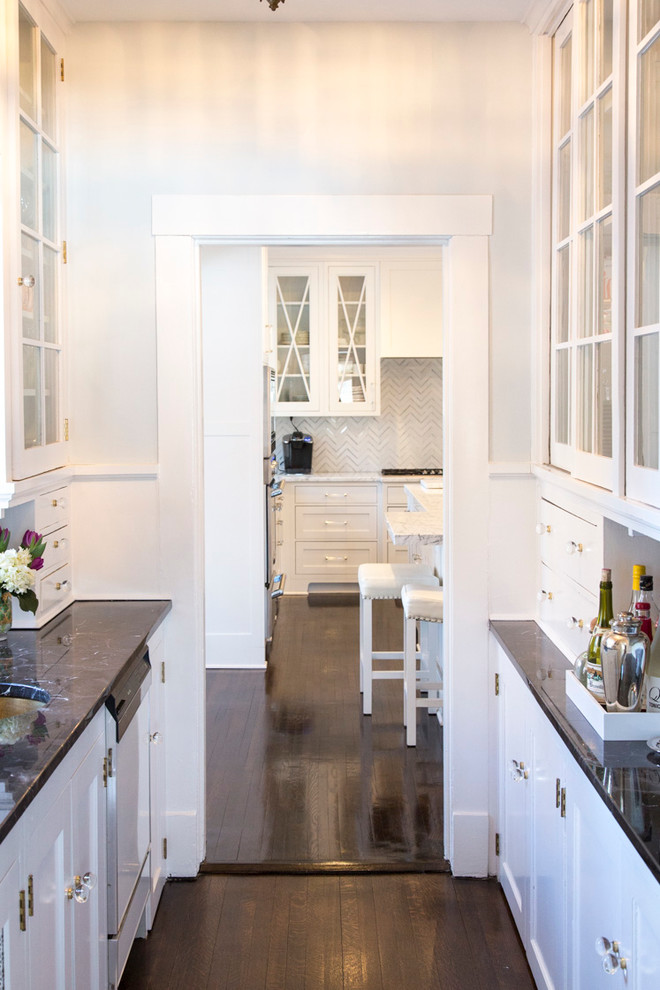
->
358, 562, 439, 715
401, 583, 444, 746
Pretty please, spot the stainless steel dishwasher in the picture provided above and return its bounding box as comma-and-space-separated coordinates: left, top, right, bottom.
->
105, 649, 152, 989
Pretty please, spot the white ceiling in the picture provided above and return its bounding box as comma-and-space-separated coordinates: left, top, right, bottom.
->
58, 0, 534, 26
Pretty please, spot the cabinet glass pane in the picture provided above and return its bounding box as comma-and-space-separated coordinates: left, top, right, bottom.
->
578, 226, 594, 337
556, 245, 571, 343
634, 332, 659, 468
336, 275, 367, 405
555, 349, 571, 445
44, 349, 59, 445
559, 32, 573, 137
558, 141, 572, 241
43, 246, 58, 343
21, 234, 39, 341
41, 141, 56, 242
597, 216, 613, 334
595, 339, 612, 456
639, 34, 660, 185
577, 344, 594, 452
580, 0, 595, 105
41, 37, 56, 138
23, 345, 41, 449
275, 275, 311, 404
579, 106, 595, 222
18, 6, 36, 119
636, 185, 660, 328
598, 0, 614, 83
20, 121, 37, 231
597, 87, 613, 210
639, 1, 660, 41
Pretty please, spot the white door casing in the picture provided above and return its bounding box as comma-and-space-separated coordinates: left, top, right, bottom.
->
153, 194, 492, 878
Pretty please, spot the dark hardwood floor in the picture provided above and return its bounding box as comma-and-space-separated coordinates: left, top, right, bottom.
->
120, 597, 535, 989
204, 597, 446, 868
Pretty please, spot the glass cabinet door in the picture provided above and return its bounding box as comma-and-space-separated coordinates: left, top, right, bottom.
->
270, 267, 320, 414
328, 266, 377, 414
15, 3, 65, 477
627, 1, 660, 506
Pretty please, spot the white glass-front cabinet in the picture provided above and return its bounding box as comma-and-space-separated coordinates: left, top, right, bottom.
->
550, 0, 623, 492
6, 2, 67, 480
627, 1, 660, 507
270, 263, 378, 417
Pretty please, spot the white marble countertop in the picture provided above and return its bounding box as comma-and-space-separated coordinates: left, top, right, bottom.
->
386, 484, 443, 546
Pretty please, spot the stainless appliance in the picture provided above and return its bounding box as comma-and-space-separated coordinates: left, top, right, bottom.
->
105, 650, 152, 988
264, 367, 284, 652
381, 468, 443, 476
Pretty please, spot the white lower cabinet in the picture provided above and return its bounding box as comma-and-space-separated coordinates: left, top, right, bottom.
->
19, 711, 107, 990
0, 834, 28, 989
496, 639, 660, 990
146, 630, 168, 928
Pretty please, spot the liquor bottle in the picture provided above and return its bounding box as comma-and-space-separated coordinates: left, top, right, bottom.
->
585, 568, 614, 701
646, 614, 660, 713
637, 574, 659, 630
629, 564, 646, 613
635, 601, 654, 643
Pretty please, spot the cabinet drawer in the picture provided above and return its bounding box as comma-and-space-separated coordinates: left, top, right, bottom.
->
295, 505, 378, 541
537, 563, 596, 660
37, 563, 72, 615
387, 540, 410, 564
43, 525, 70, 574
385, 484, 408, 508
295, 543, 378, 576
294, 484, 378, 506
35, 488, 69, 534
538, 500, 602, 595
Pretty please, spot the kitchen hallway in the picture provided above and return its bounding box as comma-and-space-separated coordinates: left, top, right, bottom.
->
120, 598, 534, 988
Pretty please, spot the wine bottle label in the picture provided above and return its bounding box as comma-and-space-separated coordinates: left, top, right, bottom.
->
647, 677, 660, 713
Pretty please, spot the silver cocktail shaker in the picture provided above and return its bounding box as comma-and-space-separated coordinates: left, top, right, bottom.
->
600, 612, 650, 713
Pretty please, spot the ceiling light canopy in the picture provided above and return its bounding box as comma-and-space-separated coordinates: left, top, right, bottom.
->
261, 0, 285, 9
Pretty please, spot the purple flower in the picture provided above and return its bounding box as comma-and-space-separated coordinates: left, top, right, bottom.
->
21, 531, 46, 559
0, 528, 9, 553
29, 557, 44, 571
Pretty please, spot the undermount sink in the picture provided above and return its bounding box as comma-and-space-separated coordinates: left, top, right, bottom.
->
0, 683, 50, 720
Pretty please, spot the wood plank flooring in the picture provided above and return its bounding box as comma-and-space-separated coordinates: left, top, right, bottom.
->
120, 597, 535, 989
120, 874, 535, 990
205, 597, 446, 868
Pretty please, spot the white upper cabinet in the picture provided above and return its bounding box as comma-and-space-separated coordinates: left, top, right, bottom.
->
270, 259, 379, 417
379, 259, 443, 358
5, 1, 68, 481
626, 0, 660, 507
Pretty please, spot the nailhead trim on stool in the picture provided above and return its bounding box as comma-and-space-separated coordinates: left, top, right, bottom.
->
401, 583, 444, 746
358, 563, 439, 716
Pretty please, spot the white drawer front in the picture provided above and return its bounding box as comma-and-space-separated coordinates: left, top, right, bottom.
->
537, 563, 596, 661
385, 484, 408, 508
538, 499, 602, 594
387, 540, 410, 563
35, 487, 69, 533
43, 526, 70, 574
38, 563, 72, 615
294, 484, 378, 506
295, 543, 378, 576
295, 505, 378, 541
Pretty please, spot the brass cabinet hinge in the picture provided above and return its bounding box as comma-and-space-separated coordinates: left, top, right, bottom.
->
495, 833, 500, 856
494, 673, 500, 696
560, 786, 567, 819
161, 661, 166, 684
103, 756, 108, 787
163, 837, 168, 860
60, 58, 65, 81
64, 418, 69, 442
62, 240, 67, 264
556, 777, 561, 809
19, 890, 26, 932
27, 875, 34, 917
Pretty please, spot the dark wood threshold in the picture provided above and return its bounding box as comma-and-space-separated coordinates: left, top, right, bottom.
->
200, 858, 451, 875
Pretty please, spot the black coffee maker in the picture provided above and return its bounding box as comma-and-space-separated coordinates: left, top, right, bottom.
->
282, 420, 313, 473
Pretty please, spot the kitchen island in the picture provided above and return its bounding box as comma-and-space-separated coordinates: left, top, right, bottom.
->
385, 482, 443, 547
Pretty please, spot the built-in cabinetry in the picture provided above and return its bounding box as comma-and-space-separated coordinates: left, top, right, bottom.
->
496, 641, 660, 990
379, 260, 443, 358
383, 484, 410, 564
0, 708, 108, 990
145, 628, 167, 928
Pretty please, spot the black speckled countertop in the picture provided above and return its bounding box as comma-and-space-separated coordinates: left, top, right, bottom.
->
0, 600, 171, 843
491, 620, 660, 884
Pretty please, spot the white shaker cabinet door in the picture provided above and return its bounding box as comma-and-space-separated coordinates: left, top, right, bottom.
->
621, 842, 660, 989
0, 842, 28, 990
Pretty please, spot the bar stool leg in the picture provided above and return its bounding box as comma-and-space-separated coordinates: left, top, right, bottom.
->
404, 614, 417, 746
362, 597, 373, 715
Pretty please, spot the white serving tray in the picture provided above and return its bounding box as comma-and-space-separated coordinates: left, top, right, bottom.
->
565, 669, 660, 741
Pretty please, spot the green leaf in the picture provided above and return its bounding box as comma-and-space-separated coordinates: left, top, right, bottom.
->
16, 589, 38, 614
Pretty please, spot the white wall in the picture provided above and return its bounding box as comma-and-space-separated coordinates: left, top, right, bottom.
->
65, 20, 533, 465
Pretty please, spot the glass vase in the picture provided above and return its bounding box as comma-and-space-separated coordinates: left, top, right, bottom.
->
0, 591, 12, 639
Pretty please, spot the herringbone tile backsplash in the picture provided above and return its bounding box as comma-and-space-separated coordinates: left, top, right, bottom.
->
275, 358, 442, 473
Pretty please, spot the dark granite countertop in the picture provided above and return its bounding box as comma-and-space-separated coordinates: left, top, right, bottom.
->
491, 620, 660, 884
0, 600, 171, 843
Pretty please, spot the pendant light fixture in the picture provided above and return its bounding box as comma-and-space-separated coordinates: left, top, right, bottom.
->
261, 0, 285, 9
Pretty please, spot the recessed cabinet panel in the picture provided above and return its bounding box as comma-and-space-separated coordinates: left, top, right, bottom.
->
380, 261, 442, 358
537, 563, 595, 660
294, 483, 378, 506
294, 505, 378, 541
295, 542, 378, 576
